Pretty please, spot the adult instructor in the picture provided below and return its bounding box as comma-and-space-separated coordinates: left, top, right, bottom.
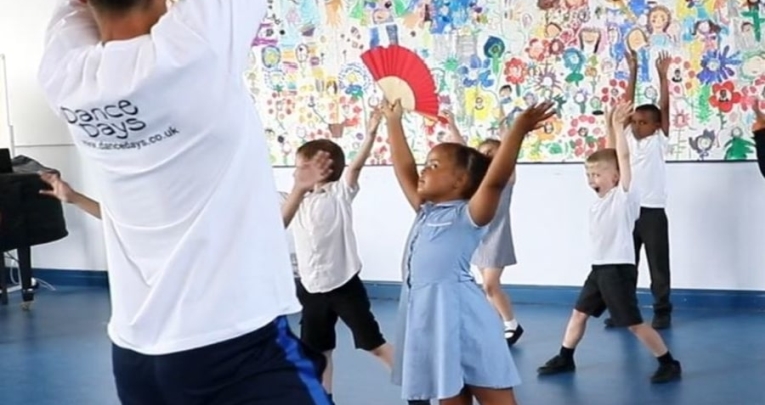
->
38, 1, 331, 404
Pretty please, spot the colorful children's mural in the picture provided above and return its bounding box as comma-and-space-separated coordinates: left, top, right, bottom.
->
246, 0, 765, 165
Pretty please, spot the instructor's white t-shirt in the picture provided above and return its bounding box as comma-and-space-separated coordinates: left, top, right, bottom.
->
38, 0, 300, 355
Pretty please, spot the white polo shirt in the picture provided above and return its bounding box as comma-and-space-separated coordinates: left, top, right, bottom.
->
291, 179, 362, 293
626, 129, 668, 208
590, 185, 641, 265
38, 0, 300, 355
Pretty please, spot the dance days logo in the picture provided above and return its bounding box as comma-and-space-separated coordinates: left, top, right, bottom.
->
59, 100, 179, 150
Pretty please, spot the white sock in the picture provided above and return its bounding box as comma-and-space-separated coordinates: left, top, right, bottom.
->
504, 319, 518, 331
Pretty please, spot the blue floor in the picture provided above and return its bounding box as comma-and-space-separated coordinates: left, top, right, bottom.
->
1, 287, 763, 405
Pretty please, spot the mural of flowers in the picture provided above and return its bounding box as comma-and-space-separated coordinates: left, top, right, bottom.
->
338, 63, 371, 100
709, 81, 742, 114
464, 88, 497, 122
253, 0, 763, 165
697, 45, 741, 85
504, 58, 527, 90
458, 55, 495, 89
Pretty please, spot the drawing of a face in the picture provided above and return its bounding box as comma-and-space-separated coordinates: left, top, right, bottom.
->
731, 127, 743, 138
474, 96, 485, 110
719, 89, 731, 102
295, 44, 309, 62
742, 55, 765, 78
580, 28, 600, 53
544, 122, 554, 133
372, 8, 392, 24
565, 0, 584, 8
528, 40, 545, 59
524, 92, 537, 106
607, 26, 619, 43
672, 68, 682, 82
627, 29, 648, 51
648, 7, 671, 33
546, 23, 562, 38
578, 127, 588, 137
499, 85, 512, 99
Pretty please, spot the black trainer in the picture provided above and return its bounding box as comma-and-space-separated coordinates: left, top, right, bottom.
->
537, 355, 576, 375
506, 324, 524, 347
652, 314, 672, 330
651, 360, 682, 383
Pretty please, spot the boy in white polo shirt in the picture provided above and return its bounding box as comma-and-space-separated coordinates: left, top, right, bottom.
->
289, 111, 394, 402
604, 51, 673, 330
537, 102, 681, 384
38, 1, 333, 403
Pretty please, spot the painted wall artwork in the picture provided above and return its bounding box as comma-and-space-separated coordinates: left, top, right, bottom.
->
245, 0, 765, 166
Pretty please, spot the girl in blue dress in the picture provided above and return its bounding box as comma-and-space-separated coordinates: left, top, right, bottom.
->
382, 99, 555, 404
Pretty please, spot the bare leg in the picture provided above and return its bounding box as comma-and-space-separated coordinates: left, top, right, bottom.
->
628, 323, 668, 356
562, 309, 589, 349
440, 387, 473, 405
471, 386, 518, 405
369, 342, 395, 369
480, 268, 514, 322
321, 351, 333, 394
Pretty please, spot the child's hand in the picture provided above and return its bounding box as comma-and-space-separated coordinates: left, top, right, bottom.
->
39, 171, 77, 203
508, 101, 556, 135
611, 101, 633, 127
293, 151, 333, 192
441, 110, 456, 126
655, 51, 671, 76
367, 108, 383, 136
754, 99, 765, 132
380, 98, 404, 122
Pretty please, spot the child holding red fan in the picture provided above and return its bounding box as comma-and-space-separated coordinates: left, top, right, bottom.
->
441, 110, 524, 347
383, 98, 555, 404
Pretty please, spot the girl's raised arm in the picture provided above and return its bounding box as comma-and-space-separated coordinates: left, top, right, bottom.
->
382, 99, 422, 211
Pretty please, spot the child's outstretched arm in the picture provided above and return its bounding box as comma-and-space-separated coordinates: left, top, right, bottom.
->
753, 101, 765, 178
611, 102, 634, 191
624, 50, 638, 108
441, 111, 466, 144
281, 151, 333, 227
655, 52, 671, 136
39, 171, 102, 219
345, 109, 382, 188
468, 102, 555, 226
604, 107, 616, 148
382, 99, 422, 211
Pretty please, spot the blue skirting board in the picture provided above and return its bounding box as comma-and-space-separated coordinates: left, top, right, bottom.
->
16, 269, 765, 311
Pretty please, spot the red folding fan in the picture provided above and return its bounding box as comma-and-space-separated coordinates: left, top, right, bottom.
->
361, 45, 443, 122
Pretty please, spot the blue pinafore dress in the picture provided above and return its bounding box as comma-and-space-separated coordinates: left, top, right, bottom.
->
391, 200, 521, 401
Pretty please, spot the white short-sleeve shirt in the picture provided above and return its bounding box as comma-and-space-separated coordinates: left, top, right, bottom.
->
38, 0, 300, 355
626, 129, 668, 208
589, 185, 641, 265
291, 179, 362, 293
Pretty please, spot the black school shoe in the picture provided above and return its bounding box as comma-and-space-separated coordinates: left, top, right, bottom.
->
537, 355, 576, 375
506, 324, 524, 346
651, 360, 682, 383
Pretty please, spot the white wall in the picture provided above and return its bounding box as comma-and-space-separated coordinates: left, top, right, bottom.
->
2, 0, 763, 292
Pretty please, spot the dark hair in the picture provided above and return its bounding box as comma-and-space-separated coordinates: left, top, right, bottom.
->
89, 0, 152, 12
296, 139, 345, 182
439, 143, 491, 199
634, 104, 661, 123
